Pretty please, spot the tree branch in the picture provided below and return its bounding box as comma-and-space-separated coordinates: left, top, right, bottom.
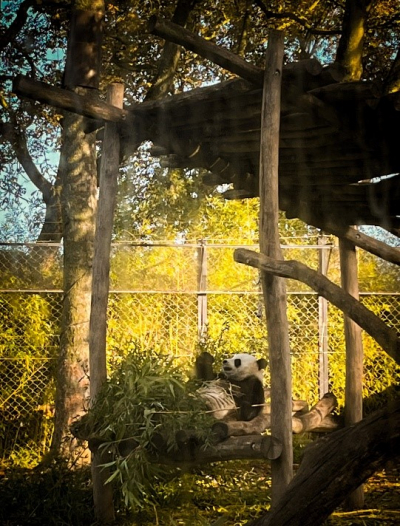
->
6, 122, 54, 199
145, 0, 200, 101
234, 248, 400, 365
0, 0, 35, 52
0, 118, 62, 242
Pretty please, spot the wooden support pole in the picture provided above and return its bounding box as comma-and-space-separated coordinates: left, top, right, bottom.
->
259, 31, 293, 502
89, 83, 124, 523
339, 236, 364, 509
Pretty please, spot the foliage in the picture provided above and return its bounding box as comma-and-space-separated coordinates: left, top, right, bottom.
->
73, 347, 216, 508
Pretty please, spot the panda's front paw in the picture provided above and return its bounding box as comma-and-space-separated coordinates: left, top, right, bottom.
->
240, 401, 257, 421
211, 422, 229, 442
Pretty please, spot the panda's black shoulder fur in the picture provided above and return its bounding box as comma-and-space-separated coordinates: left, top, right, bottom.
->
230, 376, 265, 421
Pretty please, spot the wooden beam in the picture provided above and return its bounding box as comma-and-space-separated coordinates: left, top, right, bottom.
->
233, 248, 400, 365
258, 31, 293, 503
13, 74, 128, 123
89, 83, 124, 523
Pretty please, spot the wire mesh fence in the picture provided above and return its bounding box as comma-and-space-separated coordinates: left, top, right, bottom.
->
0, 240, 399, 465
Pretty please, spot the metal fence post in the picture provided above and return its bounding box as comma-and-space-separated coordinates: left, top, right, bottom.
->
197, 239, 208, 341
318, 234, 330, 397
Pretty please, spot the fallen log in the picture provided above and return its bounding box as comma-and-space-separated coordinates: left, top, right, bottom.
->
234, 248, 400, 365
246, 399, 400, 526
292, 393, 337, 434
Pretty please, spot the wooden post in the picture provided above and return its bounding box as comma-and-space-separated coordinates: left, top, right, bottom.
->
89, 83, 124, 523
339, 235, 364, 509
259, 31, 293, 502
318, 234, 330, 397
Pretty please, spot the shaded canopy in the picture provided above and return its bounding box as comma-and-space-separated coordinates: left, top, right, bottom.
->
120, 58, 400, 233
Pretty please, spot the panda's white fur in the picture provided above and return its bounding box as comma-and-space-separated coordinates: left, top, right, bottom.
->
222, 353, 265, 383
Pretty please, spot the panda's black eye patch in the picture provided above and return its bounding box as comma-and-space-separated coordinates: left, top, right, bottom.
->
234, 358, 241, 368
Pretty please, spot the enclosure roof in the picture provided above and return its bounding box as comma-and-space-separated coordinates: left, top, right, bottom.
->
120, 59, 400, 233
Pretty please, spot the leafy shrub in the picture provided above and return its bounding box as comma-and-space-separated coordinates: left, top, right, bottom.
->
73, 349, 215, 508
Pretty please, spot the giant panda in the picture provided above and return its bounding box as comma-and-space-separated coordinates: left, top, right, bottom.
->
221, 353, 267, 421
195, 352, 268, 439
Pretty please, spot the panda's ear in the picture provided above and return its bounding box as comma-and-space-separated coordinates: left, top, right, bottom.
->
257, 358, 267, 370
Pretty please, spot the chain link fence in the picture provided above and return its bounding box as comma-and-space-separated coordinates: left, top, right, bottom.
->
1, 240, 399, 465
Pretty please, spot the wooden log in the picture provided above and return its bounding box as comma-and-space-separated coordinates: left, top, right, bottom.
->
246, 400, 400, 526
192, 435, 282, 463
87, 432, 282, 465
292, 393, 337, 434
233, 248, 400, 365
13, 74, 128, 123
259, 31, 293, 503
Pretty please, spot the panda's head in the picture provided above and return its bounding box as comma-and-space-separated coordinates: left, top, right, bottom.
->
222, 353, 267, 382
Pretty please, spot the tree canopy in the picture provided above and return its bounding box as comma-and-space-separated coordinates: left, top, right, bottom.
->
1, 0, 400, 242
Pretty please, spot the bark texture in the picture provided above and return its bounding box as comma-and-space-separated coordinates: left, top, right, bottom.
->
50, 92, 97, 460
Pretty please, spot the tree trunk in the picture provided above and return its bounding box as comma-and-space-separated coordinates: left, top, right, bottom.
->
50, 96, 98, 460
50, 3, 103, 461
336, 0, 373, 81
